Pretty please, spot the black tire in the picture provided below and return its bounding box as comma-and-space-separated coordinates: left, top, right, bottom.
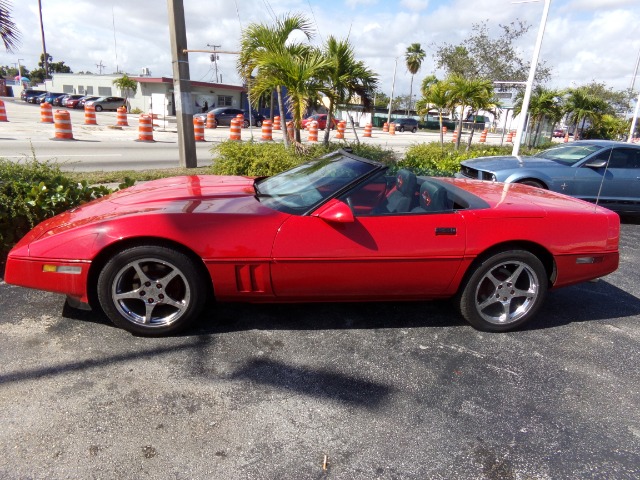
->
411, 127, 417, 133
399, 126, 405, 132
243, 120, 250, 128
255, 119, 263, 127
518, 179, 545, 189
95, 105, 103, 112
456, 250, 547, 332
97, 245, 208, 336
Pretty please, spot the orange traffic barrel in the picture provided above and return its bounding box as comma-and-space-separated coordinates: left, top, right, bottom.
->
137, 114, 155, 142
229, 118, 242, 141
451, 129, 458, 143
40, 102, 53, 123
336, 121, 346, 139
84, 104, 97, 125
0, 99, 8, 122
116, 106, 129, 126
206, 112, 216, 128
363, 123, 372, 138
261, 119, 273, 141
286, 121, 294, 141
479, 129, 488, 143
388, 122, 396, 136
442, 126, 448, 135
52, 110, 74, 140
273, 115, 281, 130
382, 122, 389, 133
308, 121, 318, 142
194, 117, 205, 141
506, 130, 514, 143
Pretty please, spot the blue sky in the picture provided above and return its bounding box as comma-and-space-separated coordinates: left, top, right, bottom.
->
1, 0, 639, 96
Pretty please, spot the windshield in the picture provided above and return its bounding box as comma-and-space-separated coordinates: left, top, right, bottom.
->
534, 144, 604, 165
255, 153, 380, 214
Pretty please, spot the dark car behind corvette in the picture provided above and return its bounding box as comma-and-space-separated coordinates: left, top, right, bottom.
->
457, 140, 640, 215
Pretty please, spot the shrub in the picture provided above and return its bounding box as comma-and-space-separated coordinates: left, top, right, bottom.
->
399, 142, 518, 176
211, 141, 397, 177
0, 158, 122, 259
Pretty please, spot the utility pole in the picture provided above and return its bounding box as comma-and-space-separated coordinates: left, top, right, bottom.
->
96, 61, 106, 75
207, 44, 221, 83
167, 0, 196, 168
37, 0, 49, 79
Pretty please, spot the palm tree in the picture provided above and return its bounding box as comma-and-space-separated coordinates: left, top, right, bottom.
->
514, 86, 564, 146
250, 44, 331, 143
404, 43, 426, 114
415, 76, 453, 146
112, 74, 138, 111
321, 36, 378, 145
238, 14, 314, 147
0, 0, 21, 52
447, 76, 495, 149
564, 87, 611, 140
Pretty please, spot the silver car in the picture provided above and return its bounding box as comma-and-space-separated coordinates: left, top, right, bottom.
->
457, 140, 640, 215
86, 96, 126, 112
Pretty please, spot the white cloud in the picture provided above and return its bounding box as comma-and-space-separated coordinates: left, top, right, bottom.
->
0, 0, 638, 98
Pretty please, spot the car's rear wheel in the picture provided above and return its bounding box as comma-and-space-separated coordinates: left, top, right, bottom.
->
97, 245, 208, 336
456, 250, 547, 332
518, 179, 545, 189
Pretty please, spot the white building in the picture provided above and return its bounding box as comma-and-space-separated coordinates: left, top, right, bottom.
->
14, 73, 247, 116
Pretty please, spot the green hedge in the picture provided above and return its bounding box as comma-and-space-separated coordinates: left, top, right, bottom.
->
398, 143, 514, 176
0, 159, 128, 259
210, 141, 398, 176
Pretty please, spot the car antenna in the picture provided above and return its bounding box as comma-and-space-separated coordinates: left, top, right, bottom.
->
594, 147, 613, 212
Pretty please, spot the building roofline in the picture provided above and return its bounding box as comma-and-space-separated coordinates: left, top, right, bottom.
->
131, 76, 245, 92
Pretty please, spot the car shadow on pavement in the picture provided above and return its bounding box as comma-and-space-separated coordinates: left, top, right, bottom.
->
57, 278, 640, 336
523, 278, 640, 331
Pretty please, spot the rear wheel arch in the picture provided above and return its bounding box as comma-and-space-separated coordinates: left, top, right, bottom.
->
457, 241, 556, 294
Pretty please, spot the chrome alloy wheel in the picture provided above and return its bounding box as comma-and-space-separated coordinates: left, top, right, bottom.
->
474, 260, 540, 325
111, 257, 191, 327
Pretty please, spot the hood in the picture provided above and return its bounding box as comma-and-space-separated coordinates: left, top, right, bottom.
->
462, 155, 563, 171
13, 176, 258, 245
107, 175, 255, 205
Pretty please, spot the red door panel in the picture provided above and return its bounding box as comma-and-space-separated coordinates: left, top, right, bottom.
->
270, 211, 466, 300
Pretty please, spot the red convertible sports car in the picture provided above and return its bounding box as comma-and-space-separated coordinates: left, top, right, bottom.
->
5, 150, 620, 336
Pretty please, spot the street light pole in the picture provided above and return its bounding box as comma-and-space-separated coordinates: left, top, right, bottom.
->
512, 0, 551, 156
628, 92, 640, 143
387, 57, 398, 126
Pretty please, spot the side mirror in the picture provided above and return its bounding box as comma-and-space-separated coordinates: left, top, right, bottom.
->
312, 199, 355, 223
584, 159, 608, 168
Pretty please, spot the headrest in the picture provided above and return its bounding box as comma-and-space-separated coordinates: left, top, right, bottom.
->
395, 169, 417, 195
419, 181, 446, 211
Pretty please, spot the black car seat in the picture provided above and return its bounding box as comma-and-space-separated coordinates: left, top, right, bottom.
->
412, 181, 449, 213
377, 169, 417, 214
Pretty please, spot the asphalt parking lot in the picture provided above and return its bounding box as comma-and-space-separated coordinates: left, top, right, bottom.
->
1, 220, 639, 479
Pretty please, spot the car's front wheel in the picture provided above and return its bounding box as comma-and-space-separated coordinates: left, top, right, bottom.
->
97, 245, 208, 336
94, 105, 103, 112
456, 250, 547, 332
411, 127, 417, 133
399, 126, 405, 132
